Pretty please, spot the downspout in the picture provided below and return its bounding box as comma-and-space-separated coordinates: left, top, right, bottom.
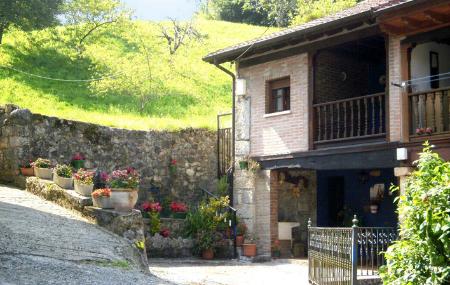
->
214, 61, 237, 259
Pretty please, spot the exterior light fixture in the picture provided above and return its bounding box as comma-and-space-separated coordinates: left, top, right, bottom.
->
235, 78, 247, 96
396, 148, 408, 161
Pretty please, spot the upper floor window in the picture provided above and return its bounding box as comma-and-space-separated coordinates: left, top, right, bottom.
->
266, 77, 290, 114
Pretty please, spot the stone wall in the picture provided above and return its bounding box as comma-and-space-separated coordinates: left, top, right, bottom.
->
0, 105, 217, 206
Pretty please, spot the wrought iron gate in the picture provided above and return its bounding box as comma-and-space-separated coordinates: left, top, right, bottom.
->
217, 113, 232, 178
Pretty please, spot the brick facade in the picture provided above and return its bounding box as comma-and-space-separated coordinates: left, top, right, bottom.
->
387, 35, 404, 142
238, 53, 310, 157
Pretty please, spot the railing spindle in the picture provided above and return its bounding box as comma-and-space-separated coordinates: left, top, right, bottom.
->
364, 97, 368, 136
371, 96, 375, 135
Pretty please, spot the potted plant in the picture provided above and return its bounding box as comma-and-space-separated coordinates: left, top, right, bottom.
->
18, 160, 34, 176
238, 158, 248, 170
92, 188, 113, 209
197, 230, 215, 260
248, 159, 261, 173
236, 222, 247, 246
73, 169, 95, 197
108, 167, 140, 211
54, 164, 73, 189
145, 202, 162, 236
71, 153, 85, 170
242, 234, 258, 257
170, 201, 188, 219
272, 239, 281, 258
32, 158, 53, 180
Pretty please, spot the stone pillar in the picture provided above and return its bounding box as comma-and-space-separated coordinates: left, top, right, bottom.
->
254, 170, 271, 255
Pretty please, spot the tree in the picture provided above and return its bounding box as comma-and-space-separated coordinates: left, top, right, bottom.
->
293, 0, 357, 25
159, 19, 205, 56
380, 143, 450, 284
0, 0, 63, 44
63, 0, 130, 52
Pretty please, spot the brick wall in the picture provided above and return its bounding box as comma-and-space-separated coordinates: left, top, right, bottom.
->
238, 53, 310, 157
314, 50, 369, 104
388, 35, 404, 142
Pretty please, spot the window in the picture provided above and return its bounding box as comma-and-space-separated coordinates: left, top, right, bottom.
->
266, 77, 290, 114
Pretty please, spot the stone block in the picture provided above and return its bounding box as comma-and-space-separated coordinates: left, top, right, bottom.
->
235, 140, 250, 156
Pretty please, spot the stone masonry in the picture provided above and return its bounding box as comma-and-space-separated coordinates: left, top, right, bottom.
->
0, 105, 217, 206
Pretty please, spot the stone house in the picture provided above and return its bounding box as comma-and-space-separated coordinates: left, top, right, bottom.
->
204, 0, 450, 256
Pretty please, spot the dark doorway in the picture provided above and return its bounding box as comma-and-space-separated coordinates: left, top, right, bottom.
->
327, 176, 345, 227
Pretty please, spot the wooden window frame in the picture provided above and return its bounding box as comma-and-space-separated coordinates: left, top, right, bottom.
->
266, 77, 291, 114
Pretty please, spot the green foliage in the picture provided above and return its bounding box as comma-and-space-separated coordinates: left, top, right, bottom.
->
380, 142, 450, 285
0, 0, 63, 44
204, 0, 358, 27
293, 0, 358, 25
0, 20, 274, 130
148, 212, 161, 236
184, 196, 230, 254
55, 164, 73, 178
217, 176, 229, 197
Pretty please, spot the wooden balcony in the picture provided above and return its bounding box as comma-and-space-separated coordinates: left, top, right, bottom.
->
409, 87, 450, 138
313, 93, 386, 145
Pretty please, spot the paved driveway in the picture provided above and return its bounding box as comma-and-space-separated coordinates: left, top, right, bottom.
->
149, 258, 309, 285
0, 185, 170, 285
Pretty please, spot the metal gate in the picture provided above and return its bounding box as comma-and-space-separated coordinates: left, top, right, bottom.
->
217, 113, 232, 178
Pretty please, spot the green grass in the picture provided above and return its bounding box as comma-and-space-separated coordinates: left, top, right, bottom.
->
0, 19, 276, 130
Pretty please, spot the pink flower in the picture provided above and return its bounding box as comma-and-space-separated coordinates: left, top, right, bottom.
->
72, 153, 85, 161
171, 159, 177, 165
160, 228, 170, 238
170, 202, 187, 213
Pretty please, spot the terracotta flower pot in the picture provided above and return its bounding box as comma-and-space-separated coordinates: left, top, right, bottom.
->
20, 167, 34, 177
110, 188, 138, 211
54, 174, 73, 189
74, 181, 94, 197
236, 235, 244, 247
243, 243, 257, 257
34, 167, 53, 180
93, 196, 113, 209
202, 248, 214, 260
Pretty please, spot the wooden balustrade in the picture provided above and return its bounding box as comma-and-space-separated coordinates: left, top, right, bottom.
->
409, 87, 450, 136
313, 93, 386, 143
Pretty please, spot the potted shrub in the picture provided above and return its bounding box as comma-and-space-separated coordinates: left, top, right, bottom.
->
108, 167, 140, 211
18, 160, 34, 176
197, 230, 215, 260
54, 164, 73, 189
73, 169, 95, 197
242, 234, 258, 257
71, 153, 85, 170
32, 158, 53, 180
170, 201, 188, 219
236, 222, 247, 246
92, 188, 113, 209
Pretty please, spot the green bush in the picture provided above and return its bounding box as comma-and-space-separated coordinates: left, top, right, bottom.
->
380, 143, 450, 285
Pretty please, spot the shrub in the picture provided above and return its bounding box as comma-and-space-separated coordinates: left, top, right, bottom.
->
380, 143, 450, 285
32, 158, 52, 168
55, 164, 73, 178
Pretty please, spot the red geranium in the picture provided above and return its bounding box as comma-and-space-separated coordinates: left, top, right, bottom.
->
142, 202, 162, 213
171, 159, 177, 165
160, 228, 170, 238
170, 202, 187, 213
72, 153, 85, 161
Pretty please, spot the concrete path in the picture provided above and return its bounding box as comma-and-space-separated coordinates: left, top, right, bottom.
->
149, 258, 309, 285
0, 185, 171, 285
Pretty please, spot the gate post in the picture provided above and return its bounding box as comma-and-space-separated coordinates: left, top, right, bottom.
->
351, 215, 359, 285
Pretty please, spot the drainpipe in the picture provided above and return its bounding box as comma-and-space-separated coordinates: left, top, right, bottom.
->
214, 61, 237, 259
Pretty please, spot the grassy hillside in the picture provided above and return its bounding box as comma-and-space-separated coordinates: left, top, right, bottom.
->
0, 19, 276, 130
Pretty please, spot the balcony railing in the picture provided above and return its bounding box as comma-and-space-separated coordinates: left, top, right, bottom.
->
313, 93, 386, 144
409, 87, 450, 137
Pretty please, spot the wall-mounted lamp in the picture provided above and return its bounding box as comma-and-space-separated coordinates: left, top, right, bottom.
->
235, 78, 247, 96
396, 148, 408, 161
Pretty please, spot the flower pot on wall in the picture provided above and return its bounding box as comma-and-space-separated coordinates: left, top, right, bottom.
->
239, 161, 248, 170
243, 243, 257, 257
236, 235, 244, 247
93, 196, 113, 209
202, 248, 214, 260
74, 181, 93, 197
71, 160, 85, 170
110, 188, 138, 211
54, 174, 73, 189
20, 167, 34, 176
34, 167, 53, 180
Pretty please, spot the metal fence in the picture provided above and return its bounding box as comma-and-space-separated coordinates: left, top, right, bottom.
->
308, 216, 397, 285
217, 113, 232, 178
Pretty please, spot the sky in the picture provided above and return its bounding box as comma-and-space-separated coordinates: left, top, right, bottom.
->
122, 0, 200, 21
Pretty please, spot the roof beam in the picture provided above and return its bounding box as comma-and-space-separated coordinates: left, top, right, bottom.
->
401, 16, 425, 28
423, 10, 450, 24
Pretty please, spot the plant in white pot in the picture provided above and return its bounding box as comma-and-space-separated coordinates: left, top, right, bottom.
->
54, 164, 73, 189
108, 167, 140, 211
92, 188, 113, 209
73, 169, 95, 197
32, 158, 53, 180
